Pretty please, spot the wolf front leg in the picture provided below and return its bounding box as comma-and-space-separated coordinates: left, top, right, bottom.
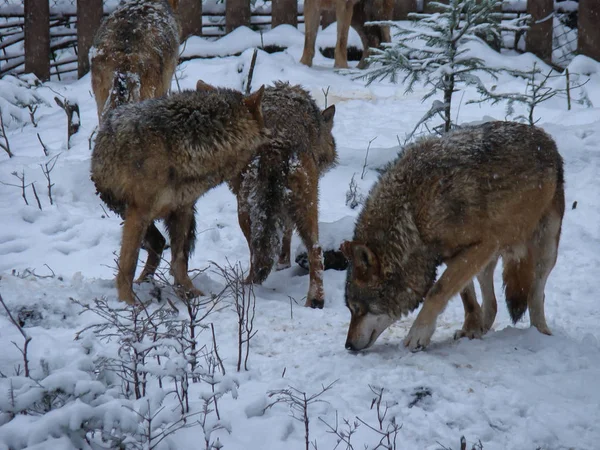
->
404, 242, 498, 351
117, 206, 151, 304
300, 0, 321, 66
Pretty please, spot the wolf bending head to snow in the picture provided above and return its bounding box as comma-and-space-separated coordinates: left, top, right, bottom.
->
91, 85, 268, 305
226, 81, 337, 309
90, 0, 181, 121
342, 121, 565, 352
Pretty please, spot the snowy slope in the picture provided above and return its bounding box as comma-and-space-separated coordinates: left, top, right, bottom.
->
1, 28, 600, 450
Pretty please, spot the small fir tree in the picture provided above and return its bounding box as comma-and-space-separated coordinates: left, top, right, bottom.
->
360, 0, 504, 133
469, 62, 592, 126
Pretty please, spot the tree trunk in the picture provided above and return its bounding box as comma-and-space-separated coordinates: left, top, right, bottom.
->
77, 0, 103, 78
24, 0, 49, 81
178, 0, 202, 39
394, 0, 417, 20
272, 0, 298, 27
226, 0, 251, 33
578, 0, 600, 62
526, 0, 553, 62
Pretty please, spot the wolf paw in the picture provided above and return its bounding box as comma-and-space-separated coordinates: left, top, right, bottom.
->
176, 285, 204, 300
404, 322, 435, 351
453, 327, 483, 341
305, 298, 324, 309
275, 262, 291, 271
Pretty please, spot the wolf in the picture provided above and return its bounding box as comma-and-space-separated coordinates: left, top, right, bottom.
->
91, 85, 267, 304
341, 121, 565, 351
225, 81, 337, 308
90, 0, 181, 120
300, 0, 394, 69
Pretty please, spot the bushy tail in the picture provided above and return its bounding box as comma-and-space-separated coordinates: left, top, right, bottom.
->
245, 146, 289, 284
503, 252, 534, 323
103, 71, 141, 116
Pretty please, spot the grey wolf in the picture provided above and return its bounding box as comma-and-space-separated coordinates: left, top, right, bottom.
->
91, 85, 267, 304
341, 122, 565, 351
300, 0, 394, 69
90, 0, 181, 120
227, 82, 337, 308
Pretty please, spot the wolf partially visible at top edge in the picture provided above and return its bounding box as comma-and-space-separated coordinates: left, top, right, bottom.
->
90, 0, 181, 121
91, 86, 268, 305
341, 122, 565, 352
221, 81, 337, 308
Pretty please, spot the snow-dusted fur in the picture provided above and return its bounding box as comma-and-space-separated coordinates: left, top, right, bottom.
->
342, 121, 565, 351
91, 86, 268, 304
90, 0, 181, 120
229, 82, 336, 308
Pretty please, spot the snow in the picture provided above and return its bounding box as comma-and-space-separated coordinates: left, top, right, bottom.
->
1, 24, 600, 450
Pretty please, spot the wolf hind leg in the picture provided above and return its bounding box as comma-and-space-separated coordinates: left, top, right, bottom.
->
290, 174, 324, 309
166, 206, 204, 299
527, 197, 563, 335
117, 206, 151, 304
479, 257, 498, 332
454, 281, 484, 340
276, 226, 293, 271
135, 222, 166, 283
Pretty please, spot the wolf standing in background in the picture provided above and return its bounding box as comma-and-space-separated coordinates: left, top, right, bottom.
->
90, 0, 181, 120
226, 82, 337, 308
342, 122, 565, 351
90, 0, 181, 292
300, 0, 394, 69
91, 86, 267, 304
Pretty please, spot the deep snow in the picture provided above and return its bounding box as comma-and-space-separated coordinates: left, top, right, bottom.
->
1, 25, 600, 450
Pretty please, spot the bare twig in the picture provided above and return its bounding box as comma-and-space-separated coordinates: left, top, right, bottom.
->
40, 154, 60, 205
245, 48, 259, 95
31, 182, 42, 210
210, 323, 226, 376
0, 293, 32, 378
88, 127, 97, 150
361, 137, 376, 180
322, 86, 331, 108
37, 133, 49, 156
0, 112, 13, 158
54, 96, 80, 148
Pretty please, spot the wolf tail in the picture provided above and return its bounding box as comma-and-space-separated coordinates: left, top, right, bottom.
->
245, 145, 288, 284
503, 253, 534, 324
103, 70, 141, 117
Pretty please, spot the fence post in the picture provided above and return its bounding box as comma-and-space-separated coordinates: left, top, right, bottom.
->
272, 0, 297, 27
525, 0, 553, 61
77, 0, 103, 78
24, 0, 49, 81
226, 0, 251, 33
578, 0, 600, 62
178, 0, 203, 39
394, 0, 417, 20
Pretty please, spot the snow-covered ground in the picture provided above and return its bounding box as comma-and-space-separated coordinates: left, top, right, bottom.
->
1, 26, 600, 450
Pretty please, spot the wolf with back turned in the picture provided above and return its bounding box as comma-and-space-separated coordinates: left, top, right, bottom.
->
341, 122, 565, 351
91, 86, 267, 305
90, 0, 181, 120
223, 81, 337, 308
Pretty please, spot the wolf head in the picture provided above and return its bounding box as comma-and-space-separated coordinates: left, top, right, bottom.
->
341, 224, 436, 351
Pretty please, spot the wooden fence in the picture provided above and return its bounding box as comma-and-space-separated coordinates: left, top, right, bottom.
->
0, 0, 598, 82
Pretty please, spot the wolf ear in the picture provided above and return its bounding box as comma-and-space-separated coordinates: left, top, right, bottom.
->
322, 105, 335, 124
196, 80, 217, 92
340, 241, 380, 284
244, 85, 265, 112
